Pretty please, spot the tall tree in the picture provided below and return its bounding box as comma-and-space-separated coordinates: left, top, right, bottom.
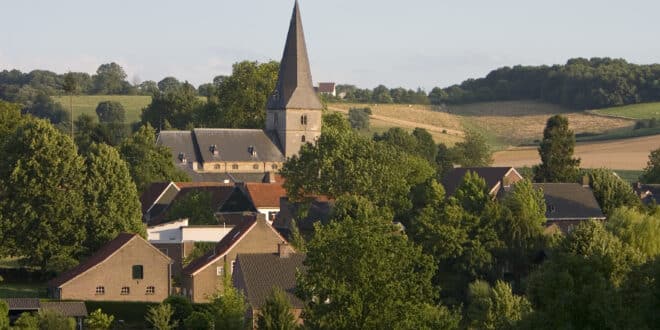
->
142, 82, 201, 130
93, 62, 128, 94
209, 273, 247, 330
82, 143, 146, 253
157, 76, 182, 93
118, 125, 189, 193
466, 280, 533, 330
640, 147, 660, 183
257, 287, 297, 330
95, 101, 127, 145
533, 115, 580, 182
0, 118, 85, 271
588, 169, 641, 216
296, 195, 458, 329
452, 130, 492, 167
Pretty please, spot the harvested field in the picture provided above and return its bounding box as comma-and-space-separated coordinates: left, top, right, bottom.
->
493, 134, 660, 170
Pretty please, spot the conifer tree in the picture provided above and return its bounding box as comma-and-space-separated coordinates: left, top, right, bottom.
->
257, 287, 297, 330
533, 115, 580, 182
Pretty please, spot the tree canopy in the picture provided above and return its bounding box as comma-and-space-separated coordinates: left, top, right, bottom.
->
640, 147, 660, 183
533, 115, 580, 182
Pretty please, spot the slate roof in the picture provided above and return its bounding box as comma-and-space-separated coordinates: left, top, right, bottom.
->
442, 167, 519, 196
274, 197, 333, 232
4, 298, 40, 310
532, 183, 605, 220
157, 130, 200, 168
235, 253, 306, 309
245, 182, 288, 208
41, 302, 88, 317
267, 1, 323, 110
194, 129, 285, 163
182, 215, 259, 275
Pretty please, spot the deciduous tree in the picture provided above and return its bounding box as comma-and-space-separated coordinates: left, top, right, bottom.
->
588, 169, 641, 216
165, 191, 216, 225
640, 147, 660, 183
257, 287, 297, 330
145, 303, 177, 330
452, 130, 492, 167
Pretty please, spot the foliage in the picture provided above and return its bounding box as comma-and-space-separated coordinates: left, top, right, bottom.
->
197, 61, 279, 129
183, 311, 213, 330
82, 143, 146, 252
348, 107, 370, 130
0, 299, 8, 329
93, 62, 129, 94
165, 191, 216, 225
373, 126, 437, 163
337, 84, 429, 104
466, 280, 532, 330
15, 312, 39, 329
257, 287, 297, 330
435, 143, 455, 180
158, 77, 182, 93
288, 218, 306, 253
452, 130, 492, 167
74, 114, 113, 153
533, 115, 580, 182
297, 195, 457, 329
452, 171, 489, 215
145, 303, 177, 330
0, 118, 85, 270
430, 57, 660, 109
0, 100, 24, 142
607, 207, 660, 259
118, 124, 189, 193
640, 147, 660, 183
23, 92, 70, 128
141, 82, 201, 130
281, 121, 434, 217
588, 169, 641, 215
182, 242, 216, 266
36, 310, 76, 330
163, 295, 193, 327
85, 308, 115, 330
95, 100, 125, 123
208, 280, 247, 330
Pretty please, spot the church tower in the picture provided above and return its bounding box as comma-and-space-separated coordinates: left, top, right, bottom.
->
266, 1, 323, 158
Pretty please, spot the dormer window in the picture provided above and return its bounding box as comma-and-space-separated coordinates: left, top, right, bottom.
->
178, 152, 187, 163
248, 146, 257, 157
549, 204, 556, 213
210, 144, 219, 156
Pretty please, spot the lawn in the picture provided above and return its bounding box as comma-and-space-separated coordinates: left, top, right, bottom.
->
52, 95, 152, 124
590, 102, 660, 120
0, 282, 47, 298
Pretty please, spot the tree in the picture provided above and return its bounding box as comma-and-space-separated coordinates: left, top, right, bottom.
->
348, 107, 370, 130
165, 191, 216, 225
82, 143, 145, 253
209, 277, 247, 330
62, 72, 78, 139
640, 147, 660, 183
588, 169, 641, 216
85, 309, 115, 330
142, 82, 201, 130
139, 80, 160, 95
452, 171, 490, 215
145, 303, 177, 330
257, 287, 297, 330
466, 280, 532, 330
74, 114, 113, 153
297, 195, 458, 329
435, 143, 455, 180
0, 100, 23, 141
533, 115, 581, 182
0, 118, 85, 270
15, 312, 39, 329
24, 92, 70, 128
158, 77, 182, 93
93, 62, 128, 94
0, 300, 9, 329
37, 310, 77, 330
412, 127, 438, 163
95, 101, 125, 124
163, 295, 193, 327
118, 125, 189, 193
606, 207, 660, 259
452, 130, 492, 167
183, 311, 213, 330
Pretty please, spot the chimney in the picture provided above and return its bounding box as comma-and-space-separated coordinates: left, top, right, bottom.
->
582, 175, 590, 188
278, 242, 293, 258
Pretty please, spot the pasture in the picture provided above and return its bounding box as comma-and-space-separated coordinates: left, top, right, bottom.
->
53, 95, 151, 123
590, 102, 660, 119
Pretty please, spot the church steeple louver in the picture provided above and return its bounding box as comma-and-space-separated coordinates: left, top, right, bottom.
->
267, 1, 323, 110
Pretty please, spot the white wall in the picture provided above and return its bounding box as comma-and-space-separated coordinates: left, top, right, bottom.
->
181, 226, 234, 242
148, 219, 188, 243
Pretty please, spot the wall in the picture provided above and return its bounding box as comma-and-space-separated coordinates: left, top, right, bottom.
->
147, 219, 187, 243
181, 226, 233, 242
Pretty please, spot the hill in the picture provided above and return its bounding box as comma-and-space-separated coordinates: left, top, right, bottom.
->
589, 102, 660, 120
53, 95, 151, 123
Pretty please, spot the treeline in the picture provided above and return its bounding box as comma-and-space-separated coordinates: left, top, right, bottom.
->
332, 84, 430, 104
430, 57, 660, 109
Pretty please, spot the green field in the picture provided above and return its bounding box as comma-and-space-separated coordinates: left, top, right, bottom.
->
0, 282, 47, 298
591, 102, 660, 119
53, 95, 152, 123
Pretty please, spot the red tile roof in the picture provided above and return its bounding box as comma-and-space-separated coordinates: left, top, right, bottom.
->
49, 233, 138, 288
245, 182, 287, 208
182, 215, 259, 275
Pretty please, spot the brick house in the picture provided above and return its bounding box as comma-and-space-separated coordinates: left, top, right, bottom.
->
233, 245, 305, 328
181, 214, 289, 303
442, 167, 523, 198
48, 233, 172, 302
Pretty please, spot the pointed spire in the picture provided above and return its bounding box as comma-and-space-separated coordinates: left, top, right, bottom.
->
267, 1, 323, 110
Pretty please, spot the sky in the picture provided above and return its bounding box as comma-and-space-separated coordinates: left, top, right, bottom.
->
1, 0, 660, 90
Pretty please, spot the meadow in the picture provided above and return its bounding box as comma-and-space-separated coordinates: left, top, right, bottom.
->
53, 95, 151, 123
589, 102, 660, 119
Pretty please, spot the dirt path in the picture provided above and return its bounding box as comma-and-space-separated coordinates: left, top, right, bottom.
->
493, 135, 660, 170
328, 106, 464, 136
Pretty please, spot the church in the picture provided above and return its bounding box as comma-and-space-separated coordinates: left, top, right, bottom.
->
157, 1, 322, 183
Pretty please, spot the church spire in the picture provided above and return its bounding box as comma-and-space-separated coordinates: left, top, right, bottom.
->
267, 1, 323, 110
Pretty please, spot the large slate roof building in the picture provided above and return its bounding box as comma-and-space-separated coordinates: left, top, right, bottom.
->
158, 1, 322, 182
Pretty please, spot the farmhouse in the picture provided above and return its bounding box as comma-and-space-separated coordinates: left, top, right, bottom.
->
48, 233, 172, 303
158, 1, 322, 182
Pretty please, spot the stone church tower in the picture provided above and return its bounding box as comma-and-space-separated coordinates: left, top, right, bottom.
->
266, 1, 323, 158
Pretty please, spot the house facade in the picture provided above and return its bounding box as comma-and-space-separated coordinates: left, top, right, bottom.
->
181, 214, 289, 303
48, 233, 172, 302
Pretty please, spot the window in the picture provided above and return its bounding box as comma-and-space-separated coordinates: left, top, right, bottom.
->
132, 265, 144, 279
214, 164, 221, 170
121, 287, 130, 295
301, 115, 307, 125
95, 286, 105, 295
301, 135, 306, 143
231, 260, 236, 274
232, 164, 239, 170
271, 164, 278, 170
216, 266, 224, 276
146, 286, 155, 295
252, 164, 259, 170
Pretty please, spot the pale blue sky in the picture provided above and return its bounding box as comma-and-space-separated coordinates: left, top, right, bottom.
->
1, 0, 659, 90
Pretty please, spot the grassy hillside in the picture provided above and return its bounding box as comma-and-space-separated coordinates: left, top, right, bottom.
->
590, 102, 660, 119
53, 95, 151, 123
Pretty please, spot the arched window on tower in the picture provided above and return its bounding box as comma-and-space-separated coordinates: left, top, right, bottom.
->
301, 135, 306, 142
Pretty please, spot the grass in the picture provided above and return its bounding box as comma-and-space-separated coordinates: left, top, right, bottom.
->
613, 170, 643, 183
52, 95, 152, 124
590, 102, 660, 120
575, 126, 660, 142
0, 282, 47, 298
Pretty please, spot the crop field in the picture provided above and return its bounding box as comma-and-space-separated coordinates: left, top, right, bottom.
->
590, 102, 660, 119
53, 95, 151, 123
